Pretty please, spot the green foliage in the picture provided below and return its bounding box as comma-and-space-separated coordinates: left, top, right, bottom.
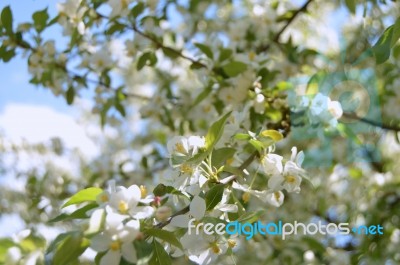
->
49, 232, 89, 265
205, 111, 231, 149
32, 8, 49, 33
153, 184, 186, 197
236, 210, 265, 223
134, 241, 153, 265
222, 61, 247, 77
211, 147, 236, 168
62, 188, 103, 208
344, 0, 356, 14
49, 203, 98, 222
194, 43, 213, 59
0, 238, 16, 263
66, 86, 75, 105
137, 51, 158, 70
205, 184, 224, 211
1, 6, 13, 34
373, 18, 400, 64
149, 240, 171, 265
144, 228, 183, 249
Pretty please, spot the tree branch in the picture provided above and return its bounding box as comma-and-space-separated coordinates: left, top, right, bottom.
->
130, 24, 207, 69
155, 151, 259, 229
257, 0, 314, 52
342, 112, 400, 132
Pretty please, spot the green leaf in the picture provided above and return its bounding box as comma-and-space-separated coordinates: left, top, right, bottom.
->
302, 236, 326, 254
249, 139, 264, 152
0, 238, 16, 263
337, 123, 362, 145
344, 0, 356, 14
52, 232, 89, 265
66, 86, 75, 105
205, 111, 231, 149
260, 130, 284, 141
134, 241, 154, 265
137, 52, 157, 70
234, 133, 251, 140
115, 101, 126, 117
222, 61, 247, 77
131, 2, 145, 18
211, 147, 236, 168
205, 184, 224, 211
218, 48, 233, 62
32, 8, 49, 32
372, 19, 400, 64
237, 210, 265, 223
153, 184, 185, 197
62, 188, 103, 208
145, 229, 183, 250
194, 43, 213, 59
1, 6, 13, 34
0, 47, 15, 62
222, 165, 244, 177
149, 240, 171, 265
191, 85, 212, 108
49, 203, 98, 222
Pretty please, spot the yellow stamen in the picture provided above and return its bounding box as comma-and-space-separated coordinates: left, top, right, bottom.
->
210, 242, 221, 254
180, 163, 193, 174
110, 241, 121, 251
100, 194, 109, 202
140, 185, 147, 198
285, 175, 296, 184
274, 191, 281, 201
118, 200, 129, 214
175, 142, 186, 153
248, 51, 256, 61
227, 239, 236, 248
242, 192, 251, 203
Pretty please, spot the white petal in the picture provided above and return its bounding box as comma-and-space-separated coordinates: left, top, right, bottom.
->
215, 204, 238, 213
170, 215, 191, 228
131, 206, 154, 219
267, 191, 284, 207
268, 175, 284, 190
121, 242, 137, 263
87, 208, 105, 235
119, 220, 140, 242
105, 212, 126, 231
190, 196, 206, 220
127, 185, 141, 202
290, 146, 298, 162
231, 182, 248, 192
91, 234, 111, 252
100, 250, 121, 265
199, 175, 208, 187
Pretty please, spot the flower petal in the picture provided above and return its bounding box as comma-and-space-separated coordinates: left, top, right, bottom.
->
190, 196, 206, 220
100, 250, 121, 265
121, 242, 137, 263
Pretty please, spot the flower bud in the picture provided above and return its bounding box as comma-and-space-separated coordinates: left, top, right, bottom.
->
155, 206, 172, 222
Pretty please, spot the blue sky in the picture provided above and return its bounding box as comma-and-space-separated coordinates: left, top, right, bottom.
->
0, 0, 71, 113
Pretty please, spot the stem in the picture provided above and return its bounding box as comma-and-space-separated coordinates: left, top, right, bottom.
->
342, 112, 400, 132
257, 0, 314, 52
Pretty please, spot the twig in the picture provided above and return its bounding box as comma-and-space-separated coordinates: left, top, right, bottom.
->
342, 112, 400, 132
257, 0, 314, 52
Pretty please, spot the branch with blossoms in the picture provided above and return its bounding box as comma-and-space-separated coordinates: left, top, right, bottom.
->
47, 112, 308, 265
